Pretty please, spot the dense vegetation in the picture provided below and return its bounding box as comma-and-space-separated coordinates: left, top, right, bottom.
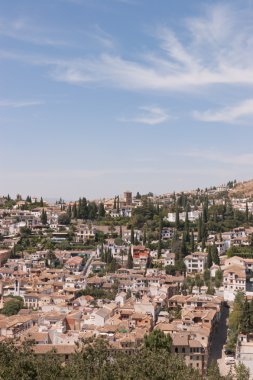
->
0, 335, 249, 380
1, 296, 24, 316
226, 292, 253, 353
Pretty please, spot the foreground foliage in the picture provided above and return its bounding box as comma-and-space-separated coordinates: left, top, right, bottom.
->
0, 337, 250, 380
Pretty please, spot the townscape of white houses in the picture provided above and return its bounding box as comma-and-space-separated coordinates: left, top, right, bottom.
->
0, 182, 253, 376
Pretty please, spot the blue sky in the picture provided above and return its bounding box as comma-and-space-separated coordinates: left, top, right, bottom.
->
1, 0, 253, 200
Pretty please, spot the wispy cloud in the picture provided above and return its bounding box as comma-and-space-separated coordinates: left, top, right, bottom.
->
0, 17, 68, 47
2, 4, 253, 93
86, 25, 116, 49
119, 106, 170, 125
0, 100, 44, 108
47, 4, 253, 90
193, 99, 253, 123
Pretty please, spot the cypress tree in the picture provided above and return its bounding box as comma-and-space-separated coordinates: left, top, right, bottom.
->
127, 247, 133, 269
100, 243, 104, 262
211, 244, 220, 265
201, 237, 206, 251
41, 209, 47, 225
207, 246, 213, 268
184, 208, 190, 242
113, 197, 116, 210
246, 202, 249, 222
72, 202, 77, 219
98, 202, 105, 218
203, 197, 208, 223
130, 225, 135, 245
175, 205, 180, 229
181, 232, 188, 257
143, 225, 147, 245
116, 196, 120, 213
40, 197, 44, 207
197, 216, 202, 243
190, 229, 195, 252
67, 205, 72, 220
240, 301, 251, 334
88, 202, 98, 220
158, 216, 162, 258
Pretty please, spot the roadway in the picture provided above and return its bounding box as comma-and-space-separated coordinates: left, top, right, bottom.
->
208, 306, 231, 376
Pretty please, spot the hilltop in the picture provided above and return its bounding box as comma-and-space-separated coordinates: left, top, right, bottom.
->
230, 179, 253, 198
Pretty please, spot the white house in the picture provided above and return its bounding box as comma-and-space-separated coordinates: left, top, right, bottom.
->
75, 224, 96, 243
223, 264, 246, 301
184, 252, 207, 273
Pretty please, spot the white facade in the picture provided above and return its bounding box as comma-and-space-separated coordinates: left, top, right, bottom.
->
167, 211, 201, 223
184, 252, 207, 273
223, 264, 246, 301
75, 224, 96, 242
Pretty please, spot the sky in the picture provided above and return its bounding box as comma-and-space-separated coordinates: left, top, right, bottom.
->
1, 0, 253, 200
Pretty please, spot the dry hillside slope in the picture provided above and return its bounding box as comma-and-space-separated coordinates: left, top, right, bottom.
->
230, 179, 253, 198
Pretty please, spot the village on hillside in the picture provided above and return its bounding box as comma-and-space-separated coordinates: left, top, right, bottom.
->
0, 180, 253, 377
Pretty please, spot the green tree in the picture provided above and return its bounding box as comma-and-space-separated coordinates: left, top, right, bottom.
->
144, 329, 172, 352
72, 202, 77, 219
190, 229, 195, 252
181, 233, 188, 257
207, 361, 222, 380
184, 208, 190, 242
240, 301, 252, 335
175, 205, 180, 229
40, 209, 47, 225
211, 244, 220, 265
165, 265, 176, 275
195, 273, 204, 289
130, 225, 135, 245
116, 196, 120, 213
1, 297, 23, 316
135, 191, 141, 199
197, 216, 202, 243
203, 268, 211, 285
207, 246, 213, 268
88, 202, 98, 220
158, 216, 162, 258
235, 363, 250, 380
246, 202, 249, 223
67, 205, 72, 220
127, 247, 133, 269
214, 268, 223, 288
203, 197, 208, 223
58, 213, 71, 225
143, 225, 147, 245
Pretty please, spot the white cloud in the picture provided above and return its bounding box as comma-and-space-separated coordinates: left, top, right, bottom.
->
119, 106, 169, 125
47, 4, 253, 90
0, 100, 44, 108
2, 4, 253, 93
0, 17, 68, 47
193, 99, 253, 123
86, 25, 116, 49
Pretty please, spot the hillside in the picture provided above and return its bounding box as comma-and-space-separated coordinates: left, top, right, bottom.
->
230, 179, 253, 198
